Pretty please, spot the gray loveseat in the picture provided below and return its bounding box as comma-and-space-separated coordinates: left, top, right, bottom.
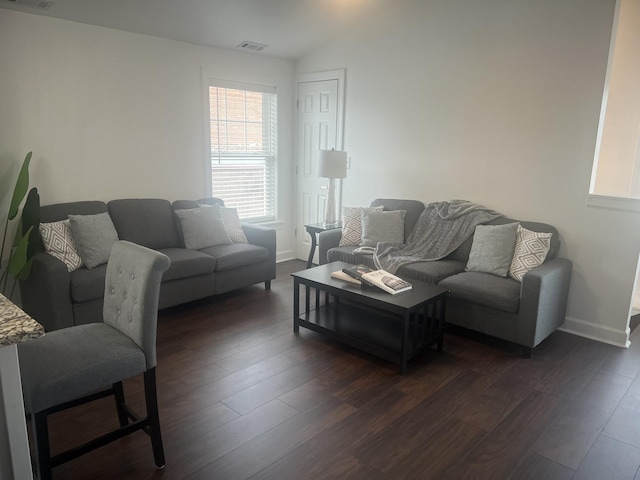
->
318, 199, 572, 357
20, 197, 276, 332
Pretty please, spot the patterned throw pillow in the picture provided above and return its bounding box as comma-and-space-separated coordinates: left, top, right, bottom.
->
39, 220, 84, 272
339, 206, 384, 246
219, 207, 248, 243
509, 225, 552, 282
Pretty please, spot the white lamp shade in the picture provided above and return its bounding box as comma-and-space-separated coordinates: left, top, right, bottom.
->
318, 150, 347, 179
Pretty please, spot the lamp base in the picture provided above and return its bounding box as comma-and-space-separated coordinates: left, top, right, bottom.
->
324, 178, 338, 227
322, 221, 341, 229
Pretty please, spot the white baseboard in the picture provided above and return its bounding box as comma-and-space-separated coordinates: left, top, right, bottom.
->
276, 250, 296, 263
559, 316, 630, 349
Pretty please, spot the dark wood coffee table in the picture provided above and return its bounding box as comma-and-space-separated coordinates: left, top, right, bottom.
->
292, 261, 449, 373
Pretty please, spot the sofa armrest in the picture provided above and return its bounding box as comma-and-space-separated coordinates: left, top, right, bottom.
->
19, 252, 74, 332
242, 223, 276, 280
318, 229, 343, 265
517, 258, 573, 348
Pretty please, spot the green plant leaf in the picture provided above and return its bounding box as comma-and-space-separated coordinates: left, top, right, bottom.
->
8, 151, 32, 220
17, 188, 40, 260
15, 258, 33, 281
8, 226, 32, 277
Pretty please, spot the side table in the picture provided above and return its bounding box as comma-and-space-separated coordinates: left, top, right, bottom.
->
304, 222, 342, 268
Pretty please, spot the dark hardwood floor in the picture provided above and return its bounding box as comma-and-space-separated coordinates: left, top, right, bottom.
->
44, 260, 640, 479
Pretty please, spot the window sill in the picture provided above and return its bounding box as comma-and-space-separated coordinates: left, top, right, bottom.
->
587, 194, 640, 212
244, 219, 285, 229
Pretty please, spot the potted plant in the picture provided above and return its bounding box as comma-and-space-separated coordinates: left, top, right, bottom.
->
1, 152, 40, 300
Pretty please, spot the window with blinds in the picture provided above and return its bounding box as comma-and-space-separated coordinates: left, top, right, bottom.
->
208, 81, 277, 221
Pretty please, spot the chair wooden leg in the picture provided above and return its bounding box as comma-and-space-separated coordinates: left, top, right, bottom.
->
522, 346, 532, 358
33, 411, 52, 480
113, 381, 129, 427
265, 280, 271, 290
144, 368, 165, 469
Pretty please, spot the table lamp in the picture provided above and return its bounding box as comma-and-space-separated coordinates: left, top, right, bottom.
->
318, 149, 347, 227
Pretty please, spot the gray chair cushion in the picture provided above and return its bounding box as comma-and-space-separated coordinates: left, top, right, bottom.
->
69, 264, 108, 303
439, 271, 521, 313
199, 243, 268, 271
399, 260, 467, 284
103, 241, 170, 369
18, 323, 146, 413
108, 199, 181, 250
158, 248, 216, 281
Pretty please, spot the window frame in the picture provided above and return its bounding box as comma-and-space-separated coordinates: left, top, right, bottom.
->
205, 78, 278, 223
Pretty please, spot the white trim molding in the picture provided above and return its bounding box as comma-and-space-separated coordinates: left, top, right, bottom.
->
559, 316, 630, 348
587, 194, 640, 213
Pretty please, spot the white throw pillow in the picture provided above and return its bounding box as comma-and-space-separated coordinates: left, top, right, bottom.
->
508, 225, 552, 281
39, 220, 84, 272
68, 212, 119, 269
465, 223, 519, 277
361, 209, 406, 247
219, 207, 248, 243
175, 205, 232, 250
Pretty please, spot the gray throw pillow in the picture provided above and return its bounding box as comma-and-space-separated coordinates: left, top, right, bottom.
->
465, 222, 519, 277
361, 209, 406, 247
175, 205, 232, 250
68, 212, 120, 269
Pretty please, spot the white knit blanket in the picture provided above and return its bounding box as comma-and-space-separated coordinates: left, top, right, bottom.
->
373, 200, 502, 273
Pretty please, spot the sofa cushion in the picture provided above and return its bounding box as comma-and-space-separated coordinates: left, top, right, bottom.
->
327, 246, 377, 269
439, 271, 521, 313
399, 260, 467, 285
158, 248, 216, 282
68, 212, 120, 269
199, 243, 269, 272
108, 199, 181, 250
69, 264, 108, 303
465, 223, 519, 277
361, 209, 406, 247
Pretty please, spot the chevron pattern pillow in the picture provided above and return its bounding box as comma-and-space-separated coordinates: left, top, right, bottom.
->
339, 206, 384, 246
509, 225, 552, 282
39, 220, 84, 272
220, 207, 248, 243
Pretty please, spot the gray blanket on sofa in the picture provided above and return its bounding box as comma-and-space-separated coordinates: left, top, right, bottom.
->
374, 200, 502, 273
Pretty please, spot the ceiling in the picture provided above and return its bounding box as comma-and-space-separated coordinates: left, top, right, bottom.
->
0, 0, 390, 60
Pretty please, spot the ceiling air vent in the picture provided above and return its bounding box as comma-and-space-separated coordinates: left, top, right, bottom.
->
236, 41, 268, 52
2, 0, 53, 9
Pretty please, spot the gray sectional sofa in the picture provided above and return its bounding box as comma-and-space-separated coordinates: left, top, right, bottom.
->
20, 197, 276, 332
318, 199, 572, 356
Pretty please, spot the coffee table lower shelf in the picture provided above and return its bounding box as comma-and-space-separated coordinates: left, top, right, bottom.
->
296, 301, 443, 373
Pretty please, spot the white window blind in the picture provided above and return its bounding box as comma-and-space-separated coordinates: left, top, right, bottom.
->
208, 81, 277, 221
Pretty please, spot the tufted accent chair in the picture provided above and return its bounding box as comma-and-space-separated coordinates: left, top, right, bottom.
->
18, 241, 170, 480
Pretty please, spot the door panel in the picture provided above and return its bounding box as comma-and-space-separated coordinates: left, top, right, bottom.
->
296, 78, 341, 264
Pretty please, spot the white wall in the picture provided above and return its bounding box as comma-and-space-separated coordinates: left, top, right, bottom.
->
0, 9, 296, 262
297, 0, 640, 346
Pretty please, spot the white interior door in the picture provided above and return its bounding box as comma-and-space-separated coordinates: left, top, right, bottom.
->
295, 71, 344, 264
